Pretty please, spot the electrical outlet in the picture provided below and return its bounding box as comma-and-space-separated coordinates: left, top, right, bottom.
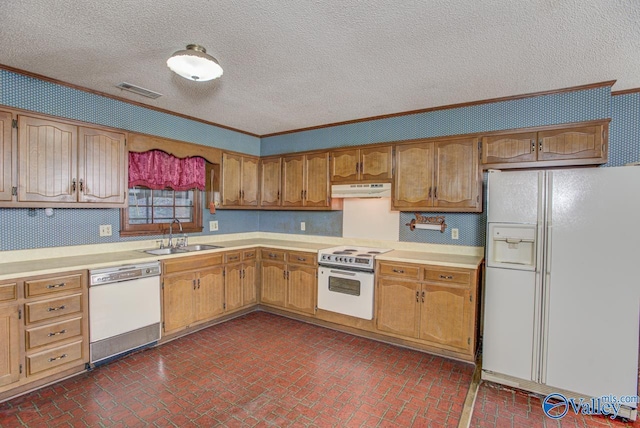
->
451, 228, 459, 240
99, 224, 112, 237
209, 221, 219, 231
300, 221, 306, 231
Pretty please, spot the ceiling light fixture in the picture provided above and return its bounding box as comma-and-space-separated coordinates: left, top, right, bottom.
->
166, 44, 223, 82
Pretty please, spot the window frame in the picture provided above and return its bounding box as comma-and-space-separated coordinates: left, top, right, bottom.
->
120, 187, 203, 237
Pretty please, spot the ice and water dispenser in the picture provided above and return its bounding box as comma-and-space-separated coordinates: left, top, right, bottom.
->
487, 224, 537, 270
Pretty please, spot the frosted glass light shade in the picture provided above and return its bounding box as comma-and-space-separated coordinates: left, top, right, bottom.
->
167, 44, 223, 82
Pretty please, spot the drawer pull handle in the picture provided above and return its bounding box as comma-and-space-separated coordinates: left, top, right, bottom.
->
439, 275, 454, 280
421, 291, 425, 303
48, 353, 67, 363
229, 256, 239, 261
47, 305, 66, 312
269, 253, 277, 258
415, 291, 419, 302
46, 282, 66, 289
48, 329, 67, 337
392, 269, 405, 274
297, 257, 306, 261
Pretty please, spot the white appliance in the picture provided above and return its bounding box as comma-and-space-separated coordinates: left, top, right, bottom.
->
482, 167, 640, 420
331, 183, 391, 198
317, 245, 391, 319
89, 262, 162, 366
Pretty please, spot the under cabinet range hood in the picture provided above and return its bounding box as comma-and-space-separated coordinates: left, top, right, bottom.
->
331, 183, 391, 198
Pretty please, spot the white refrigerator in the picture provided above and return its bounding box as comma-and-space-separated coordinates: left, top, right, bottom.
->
482, 167, 640, 419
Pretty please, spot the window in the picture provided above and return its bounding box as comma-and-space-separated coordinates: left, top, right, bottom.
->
120, 187, 202, 236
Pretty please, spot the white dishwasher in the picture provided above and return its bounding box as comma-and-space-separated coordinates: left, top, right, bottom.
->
89, 262, 161, 366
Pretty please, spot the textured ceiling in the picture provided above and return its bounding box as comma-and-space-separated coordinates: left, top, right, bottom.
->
1, 1, 639, 136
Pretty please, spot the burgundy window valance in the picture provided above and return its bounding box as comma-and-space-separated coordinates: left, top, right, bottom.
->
128, 150, 205, 191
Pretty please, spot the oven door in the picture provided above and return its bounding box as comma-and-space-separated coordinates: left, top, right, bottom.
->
317, 266, 375, 320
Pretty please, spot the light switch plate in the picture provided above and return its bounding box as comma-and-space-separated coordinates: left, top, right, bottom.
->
99, 224, 112, 237
209, 220, 219, 231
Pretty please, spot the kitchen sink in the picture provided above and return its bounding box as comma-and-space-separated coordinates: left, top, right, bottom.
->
144, 248, 188, 255
144, 244, 223, 255
181, 244, 223, 252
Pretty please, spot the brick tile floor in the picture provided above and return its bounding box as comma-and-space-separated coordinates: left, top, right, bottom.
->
472, 381, 640, 428
0, 312, 474, 427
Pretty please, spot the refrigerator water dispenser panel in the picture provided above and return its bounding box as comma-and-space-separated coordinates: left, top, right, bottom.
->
487, 223, 537, 270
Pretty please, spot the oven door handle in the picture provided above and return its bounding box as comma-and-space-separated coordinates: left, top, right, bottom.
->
329, 269, 357, 276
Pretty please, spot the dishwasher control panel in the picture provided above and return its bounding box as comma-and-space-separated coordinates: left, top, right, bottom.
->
89, 262, 161, 286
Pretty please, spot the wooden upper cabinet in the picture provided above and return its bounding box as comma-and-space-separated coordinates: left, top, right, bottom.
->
259, 156, 281, 207
393, 142, 434, 209
304, 152, 329, 207
482, 132, 537, 164
393, 138, 481, 212
538, 125, 604, 161
18, 115, 78, 203
221, 152, 259, 208
433, 138, 480, 211
77, 127, 126, 204
481, 120, 609, 168
282, 152, 329, 208
330, 145, 392, 183
0, 111, 13, 202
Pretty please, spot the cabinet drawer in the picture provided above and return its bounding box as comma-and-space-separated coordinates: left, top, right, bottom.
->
287, 251, 316, 266
378, 262, 420, 279
25, 294, 82, 324
26, 317, 83, 349
25, 274, 82, 298
163, 253, 223, 274
242, 249, 257, 261
224, 251, 242, 263
261, 249, 286, 262
424, 268, 470, 285
27, 340, 83, 376
0, 282, 17, 302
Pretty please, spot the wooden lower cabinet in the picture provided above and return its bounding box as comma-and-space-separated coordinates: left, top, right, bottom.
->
162, 254, 225, 335
260, 249, 317, 316
224, 250, 257, 312
0, 304, 20, 387
1, 272, 89, 402
376, 261, 480, 359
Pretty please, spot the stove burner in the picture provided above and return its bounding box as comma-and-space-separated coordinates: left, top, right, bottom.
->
333, 251, 352, 255
344, 249, 357, 252
367, 251, 381, 254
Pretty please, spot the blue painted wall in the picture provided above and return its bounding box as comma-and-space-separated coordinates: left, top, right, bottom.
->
1, 68, 638, 251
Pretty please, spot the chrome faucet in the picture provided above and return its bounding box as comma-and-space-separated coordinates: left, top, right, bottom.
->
168, 218, 183, 248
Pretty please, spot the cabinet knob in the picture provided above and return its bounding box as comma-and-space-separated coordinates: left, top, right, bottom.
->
415, 290, 419, 302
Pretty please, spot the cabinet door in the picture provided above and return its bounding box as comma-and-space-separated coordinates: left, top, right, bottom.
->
393, 142, 434, 209
376, 277, 420, 338
481, 132, 537, 165
304, 152, 329, 207
195, 267, 225, 321
330, 148, 359, 182
281, 155, 304, 207
260, 157, 281, 207
243, 262, 257, 306
77, 127, 126, 204
241, 156, 259, 206
225, 264, 244, 312
0, 305, 21, 387
286, 265, 316, 315
221, 153, 242, 206
260, 261, 287, 307
419, 283, 472, 352
360, 146, 393, 182
162, 272, 195, 334
0, 111, 13, 202
18, 116, 78, 202
538, 125, 604, 161
433, 139, 480, 211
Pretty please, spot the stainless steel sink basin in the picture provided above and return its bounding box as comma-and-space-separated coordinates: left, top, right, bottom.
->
144, 244, 223, 255
144, 248, 188, 255
181, 244, 223, 252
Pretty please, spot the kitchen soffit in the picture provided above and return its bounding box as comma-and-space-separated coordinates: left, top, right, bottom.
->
0, 1, 638, 136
